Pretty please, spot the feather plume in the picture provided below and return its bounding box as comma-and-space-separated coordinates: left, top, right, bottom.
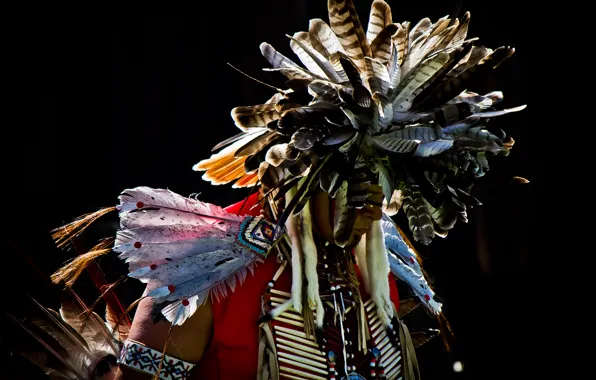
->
51, 207, 116, 249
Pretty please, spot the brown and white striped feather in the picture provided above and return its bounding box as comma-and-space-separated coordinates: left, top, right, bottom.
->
418, 23, 459, 62
370, 23, 398, 63
231, 104, 282, 131
445, 46, 490, 80
449, 11, 470, 48
409, 17, 432, 46
309, 18, 343, 58
289, 32, 342, 82
328, 0, 372, 71
366, 0, 393, 43
427, 16, 450, 40
387, 41, 401, 90
266, 143, 294, 167
394, 22, 409, 66
408, 46, 471, 106
365, 57, 391, 96
433, 19, 460, 53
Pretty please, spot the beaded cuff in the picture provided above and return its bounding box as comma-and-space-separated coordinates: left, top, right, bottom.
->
117, 339, 196, 380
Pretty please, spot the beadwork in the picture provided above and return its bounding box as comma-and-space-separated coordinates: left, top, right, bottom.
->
118, 339, 196, 380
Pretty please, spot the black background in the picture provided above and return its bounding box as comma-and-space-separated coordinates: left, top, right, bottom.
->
3, 1, 539, 378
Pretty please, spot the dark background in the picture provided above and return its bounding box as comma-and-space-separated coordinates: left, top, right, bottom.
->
3, 1, 538, 378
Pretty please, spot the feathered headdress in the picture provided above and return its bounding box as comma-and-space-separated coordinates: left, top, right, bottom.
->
195, 0, 526, 246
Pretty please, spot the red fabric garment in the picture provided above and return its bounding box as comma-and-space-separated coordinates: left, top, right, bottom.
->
193, 194, 400, 379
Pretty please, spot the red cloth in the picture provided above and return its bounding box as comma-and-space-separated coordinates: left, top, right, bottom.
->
193, 194, 400, 379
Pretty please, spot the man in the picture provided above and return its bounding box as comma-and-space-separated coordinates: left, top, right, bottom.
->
49, 0, 525, 378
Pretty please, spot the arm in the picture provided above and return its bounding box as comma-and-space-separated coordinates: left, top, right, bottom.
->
114, 291, 213, 379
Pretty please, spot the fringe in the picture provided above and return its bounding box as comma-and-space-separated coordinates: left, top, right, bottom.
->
51, 206, 117, 249
51, 238, 114, 288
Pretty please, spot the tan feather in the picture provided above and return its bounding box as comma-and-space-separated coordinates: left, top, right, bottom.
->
231, 104, 281, 131
394, 22, 409, 66
409, 17, 432, 46
366, 0, 392, 43
365, 57, 390, 95
265, 143, 292, 167
308, 18, 342, 58
370, 23, 398, 62
289, 32, 343, 82
328, 0, 372, 70
450, 11, 470, 48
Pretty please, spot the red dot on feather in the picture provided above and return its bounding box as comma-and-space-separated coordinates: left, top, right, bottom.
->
136, 201, 144, 209
150, 264, 157, 270
168, 285, 176, 293
181, 298, 189, 306
410, 257, 415, 264
134, 241, 142, 249
424, 294, 431, 301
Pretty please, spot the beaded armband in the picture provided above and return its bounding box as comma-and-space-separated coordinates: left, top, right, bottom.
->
118, 339, 196, 380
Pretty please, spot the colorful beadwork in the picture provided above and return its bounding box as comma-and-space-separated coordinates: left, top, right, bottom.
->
236, 216, 277, 257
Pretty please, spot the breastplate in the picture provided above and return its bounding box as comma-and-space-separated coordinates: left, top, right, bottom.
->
263, 243, 404, 380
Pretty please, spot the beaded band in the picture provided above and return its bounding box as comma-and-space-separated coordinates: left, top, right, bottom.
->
118, 339, 196, 380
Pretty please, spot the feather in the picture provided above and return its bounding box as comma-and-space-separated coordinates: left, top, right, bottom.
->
401, 185, 435, 245
392, 52, 450, 111
211, 129, 262, 152
51, 207, 117, 249
366, 0, 392, 43
334, 54, 371, 107
232, 172, 259, 188
7, 313, 85, 379
289, 32, 343, 83
393, 22, 409, 66
387, 252, 441, 314
194, 132, 263, 184
371, 23, 398, 62
450, 11, 470, 47
51, 246, 111, 288
309, 18, 343, 57
413, 139, 454, 157
118, 187, 243, 223
234, 131, 278, 158
365, 57, 391, 95
231, 105, 282, 131
328, 0, 372, 70
259, 42, 315, 80
373, 136, 419, 154
105, 303, 129, 342
58, 295, 120, 356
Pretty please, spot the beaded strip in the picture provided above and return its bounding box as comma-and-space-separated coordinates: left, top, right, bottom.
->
118, 339, 195, 380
